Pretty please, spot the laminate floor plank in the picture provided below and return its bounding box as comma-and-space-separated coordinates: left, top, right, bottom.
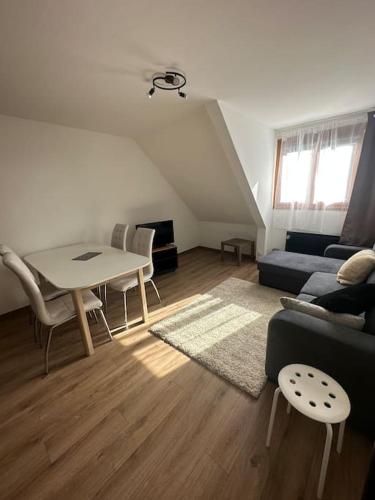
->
0, 248, 371, 500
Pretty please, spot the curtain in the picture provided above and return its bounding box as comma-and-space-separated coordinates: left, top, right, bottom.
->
340, 112, 375, 247
272, 114, 367, 236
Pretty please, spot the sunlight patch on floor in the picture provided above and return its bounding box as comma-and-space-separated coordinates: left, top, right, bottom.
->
131, 344, 190, 377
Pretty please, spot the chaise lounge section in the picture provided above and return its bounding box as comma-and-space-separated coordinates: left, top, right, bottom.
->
258, 250, 345, 294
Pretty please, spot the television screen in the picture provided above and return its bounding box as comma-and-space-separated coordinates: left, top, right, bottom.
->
136, 220, 174, 248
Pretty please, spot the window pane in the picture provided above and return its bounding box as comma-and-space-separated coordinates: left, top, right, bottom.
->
314, 145, 354, 205
280, 150, 312, 203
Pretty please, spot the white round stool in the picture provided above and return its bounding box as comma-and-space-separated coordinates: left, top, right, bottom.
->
266, 364, 350, 499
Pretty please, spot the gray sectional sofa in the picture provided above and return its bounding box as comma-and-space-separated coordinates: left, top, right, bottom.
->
258, 244, 375, 436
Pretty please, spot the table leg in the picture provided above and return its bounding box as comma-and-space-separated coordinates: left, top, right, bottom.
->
71, 289, 94, 356
137, 267, 149, 323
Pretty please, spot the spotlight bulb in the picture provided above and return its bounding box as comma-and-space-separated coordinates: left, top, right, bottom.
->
148, 87, 155, 98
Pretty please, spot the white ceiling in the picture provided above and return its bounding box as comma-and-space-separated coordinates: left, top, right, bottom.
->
0, 0, 374, 137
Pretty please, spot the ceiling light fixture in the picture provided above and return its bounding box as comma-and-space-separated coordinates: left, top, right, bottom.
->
148, 70, 187, 99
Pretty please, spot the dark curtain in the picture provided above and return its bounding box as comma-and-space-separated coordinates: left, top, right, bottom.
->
340, 112, 375, 247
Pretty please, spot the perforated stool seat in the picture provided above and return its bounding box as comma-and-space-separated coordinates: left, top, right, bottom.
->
266, 364, 351, 499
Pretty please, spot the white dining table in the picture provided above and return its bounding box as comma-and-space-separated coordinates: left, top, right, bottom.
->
24, 243, 150, 356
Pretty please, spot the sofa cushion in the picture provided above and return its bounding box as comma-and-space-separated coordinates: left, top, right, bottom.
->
258, 251, 345, 294
337, 249, 375, 285
280, 296, 365, 330
258, 251, 344, 274
296, 293, 316, 303
301, 272, 346, 297
324, 244, 369, 260
312, 283, 375, 315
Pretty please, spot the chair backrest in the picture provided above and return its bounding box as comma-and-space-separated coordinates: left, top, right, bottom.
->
111, 224, 129, 251
0, 244, 41, 283
0, 244, 13, 257
2, 252, 52, 325
131, 227, 155, 279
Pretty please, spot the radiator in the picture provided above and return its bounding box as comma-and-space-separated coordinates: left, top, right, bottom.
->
285, 231, 340, 256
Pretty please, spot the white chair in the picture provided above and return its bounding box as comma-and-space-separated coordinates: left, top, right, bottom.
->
100, 224, 129, 310
109, 227, 161, 328
0, 244, 12, 256
0, 244, 67, 301
111, 223, 129, 250
2, 252, 113, 374
1, 244, 69, 338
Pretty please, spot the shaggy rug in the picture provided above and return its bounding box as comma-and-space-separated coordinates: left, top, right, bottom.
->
149, 277, 289, 398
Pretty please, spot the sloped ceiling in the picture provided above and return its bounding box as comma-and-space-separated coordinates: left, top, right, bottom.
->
138, 107, 255, 225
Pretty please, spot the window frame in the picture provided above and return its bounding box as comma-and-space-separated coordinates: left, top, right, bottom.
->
273, 135, 362, 211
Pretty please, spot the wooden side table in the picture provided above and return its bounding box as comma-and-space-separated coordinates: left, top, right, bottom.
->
220, 238, 255, 265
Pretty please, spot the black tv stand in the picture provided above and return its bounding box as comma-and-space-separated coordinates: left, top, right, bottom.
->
152, 243, 178, 275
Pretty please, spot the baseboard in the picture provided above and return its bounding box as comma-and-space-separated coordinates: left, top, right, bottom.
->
177, 246, 201, 255
181, 246, 257, 262
0, 304, 30, 322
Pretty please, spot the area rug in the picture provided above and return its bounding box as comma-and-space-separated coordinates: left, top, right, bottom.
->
149, 277, 290, 398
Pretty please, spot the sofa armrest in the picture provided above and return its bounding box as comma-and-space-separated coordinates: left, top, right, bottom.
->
324, 243, 369, 260
266, 309, 375, 436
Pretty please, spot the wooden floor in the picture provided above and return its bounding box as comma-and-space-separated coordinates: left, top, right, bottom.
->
0, 247, 372, 500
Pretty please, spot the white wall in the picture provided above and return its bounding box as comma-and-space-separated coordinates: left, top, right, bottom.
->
208, 102, 275, 256
0, 115, 199, 314
199, 222, 257, 255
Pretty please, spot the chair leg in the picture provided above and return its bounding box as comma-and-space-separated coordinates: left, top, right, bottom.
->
33, 316, 38, 344
150, 279, 161, 303
286, 402, 291, 414
44, 325, 55, 375
28, 306, 33, 326
123, 291, 128, 328
104, 284, 108, 312
337, 420, 346, 454
39, 322, 44, 348
97, 309, 113, 341
266, 387, 281, 448
93, 310, 99, 323
317, 423, 333, 499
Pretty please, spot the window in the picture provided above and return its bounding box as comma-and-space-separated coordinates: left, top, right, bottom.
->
273, 121, 366, 210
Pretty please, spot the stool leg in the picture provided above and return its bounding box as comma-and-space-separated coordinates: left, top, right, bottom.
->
317, 423, 333, 499
266, 387, 281, 448
337, 420, 346, 454
286, 402, 291, 414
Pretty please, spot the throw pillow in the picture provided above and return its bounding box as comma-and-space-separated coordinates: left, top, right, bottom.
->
280, 296, 365, 331
337, 249, 375, 285
312, 283, 375, 314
